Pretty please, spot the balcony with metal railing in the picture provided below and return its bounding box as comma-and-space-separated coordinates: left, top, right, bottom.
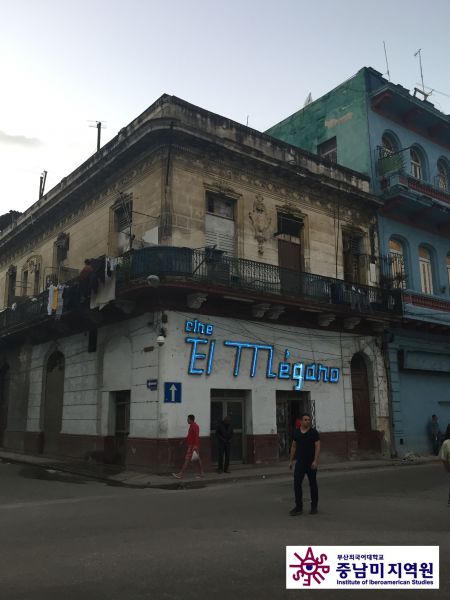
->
377, 146, 450, 206
0, 247, 403, 340
119, 247, 402, 314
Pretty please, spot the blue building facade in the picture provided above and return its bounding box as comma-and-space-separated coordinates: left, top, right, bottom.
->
269, 68, 450, 455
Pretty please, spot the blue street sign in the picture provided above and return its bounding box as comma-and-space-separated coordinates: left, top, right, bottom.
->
164, 382, 182, 403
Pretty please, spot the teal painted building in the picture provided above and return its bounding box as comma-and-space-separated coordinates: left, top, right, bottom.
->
268, 67, 450, 455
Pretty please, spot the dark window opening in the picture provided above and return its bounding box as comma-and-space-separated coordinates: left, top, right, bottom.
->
54, 232, 70, 264
88, 329, 98, 353
318, 137, 337, 163
6, 266, 16, 305
277, 213, 303, 238
206, 193, 234, 220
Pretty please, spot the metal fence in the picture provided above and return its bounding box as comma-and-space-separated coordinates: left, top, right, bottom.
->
121, 247, 402, 314
0, 289, 49, 332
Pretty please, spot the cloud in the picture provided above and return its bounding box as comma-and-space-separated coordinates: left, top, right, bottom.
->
0, 130, 42, 147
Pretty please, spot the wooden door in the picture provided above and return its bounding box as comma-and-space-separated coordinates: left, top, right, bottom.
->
351, 354, 373, 450
278, 239, 302, 294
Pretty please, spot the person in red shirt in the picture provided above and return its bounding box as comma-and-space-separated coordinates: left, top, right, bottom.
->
172, 414, 204, 479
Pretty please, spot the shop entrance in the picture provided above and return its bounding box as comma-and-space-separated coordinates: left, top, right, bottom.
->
210, 390, 245, 464
276, 391, 313, 459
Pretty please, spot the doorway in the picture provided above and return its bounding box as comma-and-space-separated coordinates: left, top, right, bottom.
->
350, 354, 373, 450
43, 352, 65, 455
114, 391, 130, 465
278, 239, 302, 295
0, 364, 10, 447
210, 389, 245, 464
276, 391, 313, 459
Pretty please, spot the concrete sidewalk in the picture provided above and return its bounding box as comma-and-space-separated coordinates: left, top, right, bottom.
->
0, 448, 439, 490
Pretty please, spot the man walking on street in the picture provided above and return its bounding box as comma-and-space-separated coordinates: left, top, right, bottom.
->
429, 414, 442, 456
172, 414, 204, 479
289, 413, 320, 516
439, 423, 450, 507
216, 415, 233, 473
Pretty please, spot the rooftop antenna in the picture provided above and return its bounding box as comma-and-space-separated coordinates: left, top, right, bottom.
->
88, 120, 106, 152
246, 115, 249, 126
383, 41, 391, 81
39, 170, 47, 199
414, 49, 425, 92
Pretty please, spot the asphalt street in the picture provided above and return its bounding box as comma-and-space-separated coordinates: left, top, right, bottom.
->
0, 460, 448, 600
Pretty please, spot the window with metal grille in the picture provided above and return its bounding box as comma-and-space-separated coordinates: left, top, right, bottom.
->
318, 137, 337, 163
342, 232, 363, 284
116, 201, 132, 232
388, 238, 406, 289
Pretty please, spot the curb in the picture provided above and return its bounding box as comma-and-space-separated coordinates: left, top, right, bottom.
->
0, 453, 438, 491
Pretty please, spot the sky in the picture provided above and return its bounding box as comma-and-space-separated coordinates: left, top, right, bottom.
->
1, 0, 449, 215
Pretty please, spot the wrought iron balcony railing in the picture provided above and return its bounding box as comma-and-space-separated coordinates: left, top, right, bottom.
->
0, 290, 49, 332
0, 247, 403, 337
119, 247, 402, 314
377, 146, 450, 204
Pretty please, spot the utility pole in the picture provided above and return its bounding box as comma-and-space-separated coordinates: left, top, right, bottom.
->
88, 120, 105, 152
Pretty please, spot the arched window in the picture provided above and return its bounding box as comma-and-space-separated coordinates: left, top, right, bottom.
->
437, 158, 450, 191
410, 147, 424, 180
381, 133, 398, 157
388, 238, 406, 288
419, 246, 433, 295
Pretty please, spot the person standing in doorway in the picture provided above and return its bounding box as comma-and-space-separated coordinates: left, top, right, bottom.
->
172, 414, 204, 479
429, 414, 442, 456
439, 423, 450, 507
289, 413, 320, 516
216, 415, 234, 474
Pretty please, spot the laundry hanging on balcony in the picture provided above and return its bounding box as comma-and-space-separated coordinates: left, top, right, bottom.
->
47, 284, 67, 318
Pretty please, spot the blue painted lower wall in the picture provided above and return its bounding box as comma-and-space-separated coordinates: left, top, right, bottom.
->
388, 329, 450, 455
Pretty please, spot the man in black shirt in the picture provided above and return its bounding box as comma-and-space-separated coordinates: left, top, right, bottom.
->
289, 413, 320, 516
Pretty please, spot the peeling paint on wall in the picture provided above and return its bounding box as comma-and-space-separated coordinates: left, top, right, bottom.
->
325, 112, 353, 129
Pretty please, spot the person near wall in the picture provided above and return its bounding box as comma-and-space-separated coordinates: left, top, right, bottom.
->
79, 259, 93, 300
172, 414, 204, 479
439, 424, 450, 507
216, 415, 234, 474
289, 413, 320, 516
429, 414, 442, 456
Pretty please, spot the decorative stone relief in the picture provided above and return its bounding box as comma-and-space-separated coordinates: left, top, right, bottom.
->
249, 194, 272, 256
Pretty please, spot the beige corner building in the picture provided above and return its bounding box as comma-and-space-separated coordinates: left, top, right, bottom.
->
0, 96, 402, 471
